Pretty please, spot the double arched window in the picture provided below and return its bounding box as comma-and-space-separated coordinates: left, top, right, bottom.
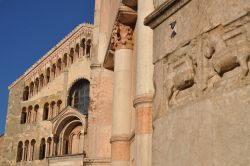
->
68, 79, 90, 115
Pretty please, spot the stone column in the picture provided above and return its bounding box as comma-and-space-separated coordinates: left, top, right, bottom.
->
111, 22, 134, 166
134, 0, 154, 166
45, 141, 48, 158
51, 136, 54, 156
79, 130, 85, 153
26, 144, 30, 161
22, 146, 25, 161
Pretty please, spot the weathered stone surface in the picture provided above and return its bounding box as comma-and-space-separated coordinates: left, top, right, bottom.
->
150, 0, 250, 63
149, 0, 250, 165
153, 85, 250, 166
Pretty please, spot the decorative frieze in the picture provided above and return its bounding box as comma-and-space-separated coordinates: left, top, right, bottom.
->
9, 23, 93, 90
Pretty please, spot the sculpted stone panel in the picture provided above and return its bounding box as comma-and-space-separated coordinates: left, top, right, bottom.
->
153, 13, 250, 120
163, 40, 197, 107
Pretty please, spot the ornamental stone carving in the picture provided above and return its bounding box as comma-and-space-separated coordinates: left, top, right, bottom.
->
153, 13, 250, 121
163, 39, 198, 107
111, 23, 134, 50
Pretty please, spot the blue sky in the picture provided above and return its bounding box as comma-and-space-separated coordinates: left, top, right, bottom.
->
0, 0, 94, 134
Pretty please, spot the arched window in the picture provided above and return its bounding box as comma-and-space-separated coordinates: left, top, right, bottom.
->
16, 141, 23, 162
43, 103, 49, 120
35, 78, 39, 94
80, 39, 86, 56
52, 64, 56, 78
50, 101, 56, 119
39, 74, 44, 88
27, 106, 33, 123
86, 39, 91, 57
63, 54, 68, 68
57, 100, 62, 115
54, 138, 59, 156
47, 137, 52, 157
68, 79, 90, 115
34, 105, 39, 122
23, 140, 29, 161
69, 48, 74, 65
21, 107, 27, 124
39, 138, 46, 160
46, 67, 51, 84
30, 139, 36, 161
57, 58, 62, 74
75, 44, 80, 58
23, 86, 29, 101
30, 82, 34, 97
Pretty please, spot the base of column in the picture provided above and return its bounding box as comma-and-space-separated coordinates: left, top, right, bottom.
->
111, 138, 130, 161
134, 94, 153, 134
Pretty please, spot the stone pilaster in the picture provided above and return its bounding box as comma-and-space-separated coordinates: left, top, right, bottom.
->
111, 22, 134, 166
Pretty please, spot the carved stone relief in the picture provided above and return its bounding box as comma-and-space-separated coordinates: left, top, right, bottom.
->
155, 13, 250, 119
163, 39, 198, 107
201, 16, 250, 91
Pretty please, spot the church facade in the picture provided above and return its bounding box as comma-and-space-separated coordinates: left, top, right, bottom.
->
1, 0, 250, 166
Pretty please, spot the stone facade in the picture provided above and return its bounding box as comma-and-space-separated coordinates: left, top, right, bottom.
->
2, 0, 250, 166
0, 23, 113, 166
145, 0, 250, 165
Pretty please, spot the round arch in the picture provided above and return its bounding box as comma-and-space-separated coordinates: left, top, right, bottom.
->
67, 78, 90, 115
52, 113, 85, 156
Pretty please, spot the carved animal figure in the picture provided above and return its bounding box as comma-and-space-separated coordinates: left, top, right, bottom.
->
165, 54, 195, 105
203, 33, 250, 78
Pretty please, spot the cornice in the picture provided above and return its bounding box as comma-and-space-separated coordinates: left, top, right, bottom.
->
8, 23, 93, 90
144, 0, 191, 28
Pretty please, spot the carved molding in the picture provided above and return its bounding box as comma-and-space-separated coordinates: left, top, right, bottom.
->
110, 135, 130, 143
133, 93, 153, 107
83, 157, 111, 164
9, 23, 93, 90
111, 23, 134, 50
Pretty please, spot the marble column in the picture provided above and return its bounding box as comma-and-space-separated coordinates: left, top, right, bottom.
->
111, 22, 134, 166
134, 0, 154, 166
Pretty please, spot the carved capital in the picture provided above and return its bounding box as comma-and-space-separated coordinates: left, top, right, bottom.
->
111, 23, 134, 50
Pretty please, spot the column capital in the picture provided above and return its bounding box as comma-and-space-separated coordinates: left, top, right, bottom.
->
111, 22, 134, 50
